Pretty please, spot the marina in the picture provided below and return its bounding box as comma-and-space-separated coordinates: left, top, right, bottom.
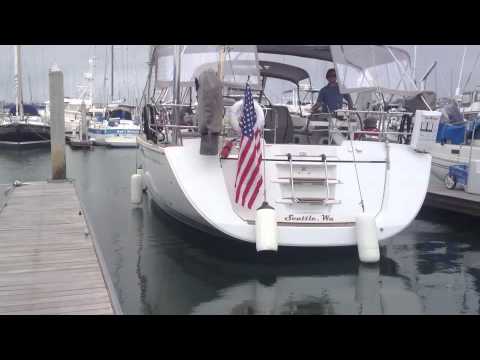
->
2, 146, 480, 314
1, 44, 480, 315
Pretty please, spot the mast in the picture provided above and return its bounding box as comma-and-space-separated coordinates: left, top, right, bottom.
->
111, 45, 114, 102
14, 45, 24, 121
462, 50, 480, 93
456, 46, 467, 97
126, 45, 130, 104
103, 46, 108, 105
88, 56, 95, 105
413, 45, 417, 83
450, 68, 453, 98
28, 75, 33, 104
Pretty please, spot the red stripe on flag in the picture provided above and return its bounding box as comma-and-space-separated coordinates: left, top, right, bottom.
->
234, 136, 251, 187
235, 137, 261, 203
241, 154, 262, 206
247, 178, 263, 209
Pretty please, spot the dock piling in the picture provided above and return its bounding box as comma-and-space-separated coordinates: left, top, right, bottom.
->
49, 66, 66, 180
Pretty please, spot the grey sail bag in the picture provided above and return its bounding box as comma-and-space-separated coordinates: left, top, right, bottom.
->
196, 69, 224, 155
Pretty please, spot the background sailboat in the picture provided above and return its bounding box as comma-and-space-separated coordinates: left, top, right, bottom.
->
0, 45, 50, 147
89, 45, 140, 148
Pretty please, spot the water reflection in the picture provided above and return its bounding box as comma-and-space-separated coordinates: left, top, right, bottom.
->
0, 147, 51, 183
126, 195, 423, 315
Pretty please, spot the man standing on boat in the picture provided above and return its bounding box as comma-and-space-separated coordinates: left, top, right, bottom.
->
310, 68, 354, 113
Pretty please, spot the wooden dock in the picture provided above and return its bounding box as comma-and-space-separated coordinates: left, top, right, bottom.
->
424, 179, 480, 217
0, 181, 121, 315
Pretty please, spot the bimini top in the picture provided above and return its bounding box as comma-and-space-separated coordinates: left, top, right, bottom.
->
257, 45, 333, 62
151, 45, 422, 96
259, 45, 420, 96
259, 60, 310, 85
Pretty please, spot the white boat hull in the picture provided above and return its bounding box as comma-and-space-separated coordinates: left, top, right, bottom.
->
430, 142, 480, 182
138, 136, 432, 247
89, 127, 140, 146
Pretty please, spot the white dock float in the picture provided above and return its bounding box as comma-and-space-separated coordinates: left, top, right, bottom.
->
0, 181, 121, 315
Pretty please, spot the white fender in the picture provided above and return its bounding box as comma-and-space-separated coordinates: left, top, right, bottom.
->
137, 168, 146, 191
255, 202, 278, 252
355, 213, 380, 263
131, 174, 143, 204
228, 100, 265, 134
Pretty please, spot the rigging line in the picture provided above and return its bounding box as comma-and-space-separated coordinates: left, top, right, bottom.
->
386, 46, 418, 90
225, 46, 236, 83
375, 139, 390, 219
347, 117, 365, 212
463, 50, 480, 92
126, 45, 130, 104
456, 46, 468, 96
103, 45, 108, 105
262, 114, 267, 203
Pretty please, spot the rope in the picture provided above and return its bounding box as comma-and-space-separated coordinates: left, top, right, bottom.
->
262, 125, 267, 203
375, 140, 390, 219
0, 180, 28, 215
347, 117, 365, 212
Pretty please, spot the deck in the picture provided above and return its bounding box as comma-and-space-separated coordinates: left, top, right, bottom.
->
424, 178, 480, 217
0, 181, 121, 315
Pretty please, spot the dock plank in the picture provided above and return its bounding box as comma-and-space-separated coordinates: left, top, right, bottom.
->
0, 181, 119, 315
3, 303, 114, 315
0, 280, 107, 295
425, 178, 480, 217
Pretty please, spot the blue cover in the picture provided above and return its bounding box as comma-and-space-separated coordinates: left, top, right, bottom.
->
7, 103, 40, 116
466, 119, 480, 140
448, 164, 468, 186
110, 109, 132, 120
437, 122, 466, 144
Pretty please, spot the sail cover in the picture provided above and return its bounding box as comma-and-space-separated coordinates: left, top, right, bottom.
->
154, 45, 260, 89
330, 45, 421, 96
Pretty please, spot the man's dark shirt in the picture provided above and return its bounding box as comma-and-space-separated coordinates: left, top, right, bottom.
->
315, 83, 353, 113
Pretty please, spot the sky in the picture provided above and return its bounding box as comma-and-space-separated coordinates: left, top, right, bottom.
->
1, 45, 480, 104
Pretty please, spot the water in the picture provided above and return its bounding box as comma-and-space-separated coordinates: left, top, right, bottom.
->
1, 146, 480, 314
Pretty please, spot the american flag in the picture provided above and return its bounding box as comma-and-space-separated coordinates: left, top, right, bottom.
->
234, 84, 263, 209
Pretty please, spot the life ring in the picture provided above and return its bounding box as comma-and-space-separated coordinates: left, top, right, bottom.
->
228, 100, 265, 133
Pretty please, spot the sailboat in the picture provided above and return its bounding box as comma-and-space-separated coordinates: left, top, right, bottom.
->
135, 45, 439, 261
88, 45, 140, 148
0, 45, 50, 147
43, 56, 106, 136
427, 47, 480, 193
